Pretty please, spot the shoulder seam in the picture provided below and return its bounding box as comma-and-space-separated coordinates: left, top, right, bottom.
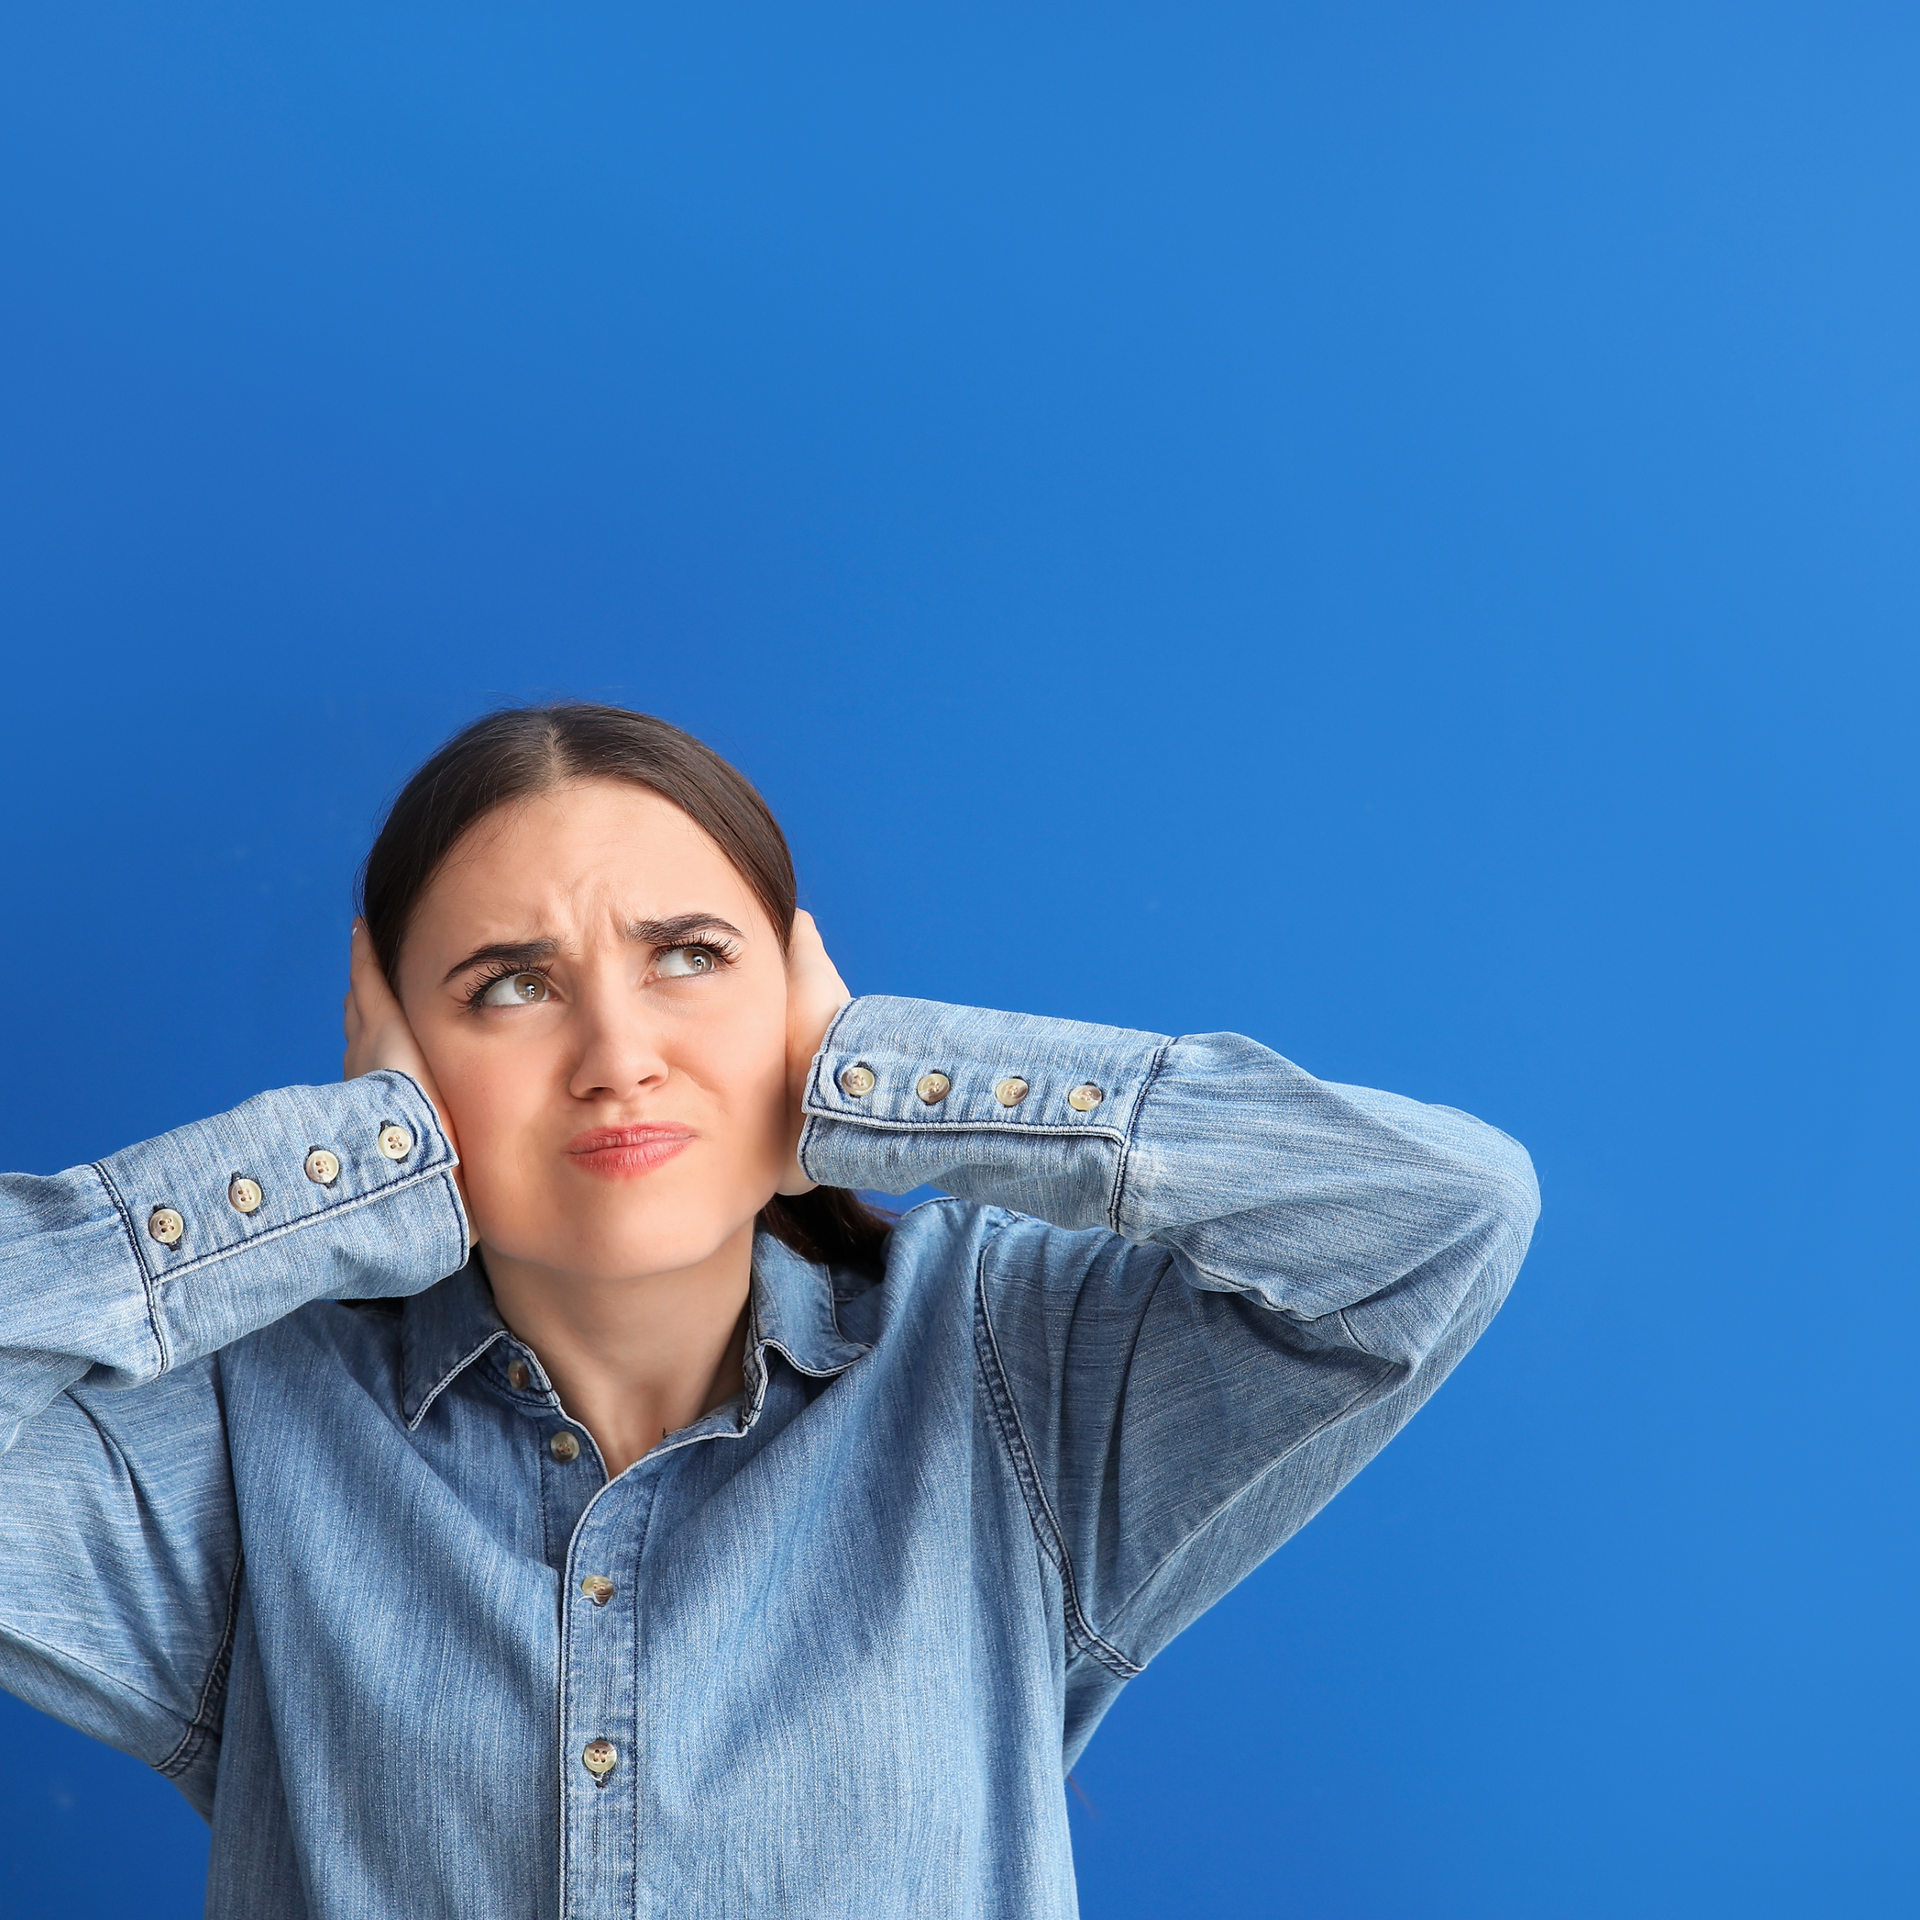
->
155, 1543, 245, 1781
971, 1245, 1140, 1682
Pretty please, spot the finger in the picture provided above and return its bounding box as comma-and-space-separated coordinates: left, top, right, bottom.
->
348, 918, 404, 1019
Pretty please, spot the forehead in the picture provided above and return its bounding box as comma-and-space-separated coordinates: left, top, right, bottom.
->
414, 780, 762, 934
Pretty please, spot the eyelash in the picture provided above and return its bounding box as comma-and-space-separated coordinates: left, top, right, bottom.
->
461, 961, 553, 1011
459, 938, 741, 1011
664, 935, 741, 974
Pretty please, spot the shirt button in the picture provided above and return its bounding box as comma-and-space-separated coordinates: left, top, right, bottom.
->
580, 1575, 616, 1606
994, 1077, 1031, 1107
376, 1124, 414, 1161
838, 1064, 876, 1098
228, 1176, 263, 1215
304, 1148, 341, 1186
581, 1738, 618, 1782
147, 1207, 185, 1247
915, 1071, 951, 1104
506, 1361, 531, 1391
1066, 1083, 1104, 1112
548, 1431, 582, 1463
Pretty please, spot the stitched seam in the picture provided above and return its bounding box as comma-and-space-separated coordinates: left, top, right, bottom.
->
433, 1160, 470, 1251
800, 1111, 1129, 1145
89, 1162, 171, 1375
406, 1329, 509, 1431
1107, 1036, 1175, 1235
975, 1290, 1124, 1674
138, 1164, 459, 1285
761, 1339, 869, 1380
972, 1254, 1140, 1681
155, 1549, 245, 1779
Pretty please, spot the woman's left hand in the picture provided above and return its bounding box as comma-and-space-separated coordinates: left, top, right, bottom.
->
776, 910, 852, 1196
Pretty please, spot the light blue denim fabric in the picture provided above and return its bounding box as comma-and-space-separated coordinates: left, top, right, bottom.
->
0, 997, 1537, 1919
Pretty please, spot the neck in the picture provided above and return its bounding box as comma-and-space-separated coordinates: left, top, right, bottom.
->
483, 1222, 754, 1478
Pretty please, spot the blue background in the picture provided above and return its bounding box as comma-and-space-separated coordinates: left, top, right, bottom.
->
2, 3, 1914, 1914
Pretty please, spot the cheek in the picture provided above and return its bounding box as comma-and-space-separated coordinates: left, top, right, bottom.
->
417, 1028, 550, 1158
686, 1004, 789, 1132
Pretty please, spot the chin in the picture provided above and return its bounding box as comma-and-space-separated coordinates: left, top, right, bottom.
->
485, 1185, 764, 1283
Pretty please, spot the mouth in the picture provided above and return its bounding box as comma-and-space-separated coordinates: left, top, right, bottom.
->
564, 1125, 695, 1180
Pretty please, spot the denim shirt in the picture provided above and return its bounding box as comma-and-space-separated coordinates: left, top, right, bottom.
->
0, 996, 1537, 1919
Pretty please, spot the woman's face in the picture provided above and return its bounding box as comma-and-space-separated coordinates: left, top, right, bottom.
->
394, 778, 792, 1283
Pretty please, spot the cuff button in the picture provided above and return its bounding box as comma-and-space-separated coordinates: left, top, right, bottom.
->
838, 1065, 877, 1098
377, 1124, 415, 1161
304, 1148, 341, 1186
1066, 1084, 1104, 1112
994, 1077, 1031, 1107
147, 1207, 185, 1247
228, 1176, 263, 1215
915, 1071, 951, 1104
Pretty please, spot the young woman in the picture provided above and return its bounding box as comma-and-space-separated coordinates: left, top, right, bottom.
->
0, 704, 1538, 1919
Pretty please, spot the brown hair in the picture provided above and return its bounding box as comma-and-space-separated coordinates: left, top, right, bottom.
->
358, 702, 891, 1273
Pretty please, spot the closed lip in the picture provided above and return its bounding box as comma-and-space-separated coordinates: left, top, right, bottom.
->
565, 1125, 694, 1179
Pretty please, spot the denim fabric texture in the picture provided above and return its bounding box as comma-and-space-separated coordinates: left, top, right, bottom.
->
0, 998, 1538, 1919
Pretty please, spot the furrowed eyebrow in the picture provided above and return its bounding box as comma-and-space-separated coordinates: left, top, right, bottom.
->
626, 914, 746, 948
440, 938, 559, 987
439, 917, 743, 987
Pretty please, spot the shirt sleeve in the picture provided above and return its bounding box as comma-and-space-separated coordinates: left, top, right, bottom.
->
0, 1070, 467, 1798
797, 996, 1539, 1736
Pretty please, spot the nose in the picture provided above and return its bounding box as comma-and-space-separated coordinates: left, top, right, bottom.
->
566, 977, 671, 1103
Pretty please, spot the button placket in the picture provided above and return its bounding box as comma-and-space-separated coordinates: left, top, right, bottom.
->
559, 1476, 650, 1918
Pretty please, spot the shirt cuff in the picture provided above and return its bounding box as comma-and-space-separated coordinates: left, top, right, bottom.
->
93, 1071, 467, 1376
797, 995, 1169, 1231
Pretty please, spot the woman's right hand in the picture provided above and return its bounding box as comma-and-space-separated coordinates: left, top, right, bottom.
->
344, 921, 473, 1238
776, 910, 853, 1196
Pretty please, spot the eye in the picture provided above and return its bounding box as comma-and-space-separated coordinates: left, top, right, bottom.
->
476, 970, 551, 1007
655, 945, 719, 978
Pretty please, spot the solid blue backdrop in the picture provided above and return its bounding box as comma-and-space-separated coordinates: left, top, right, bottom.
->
1, 3, 1913, 1915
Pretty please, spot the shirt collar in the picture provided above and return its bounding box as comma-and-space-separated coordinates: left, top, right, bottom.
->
745, 1232, 874, 1378
400, 1255, 509, 1429
399, 1233, 872, 1428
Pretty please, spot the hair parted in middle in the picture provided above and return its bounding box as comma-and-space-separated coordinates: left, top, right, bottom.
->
357, 701, 892, 1274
